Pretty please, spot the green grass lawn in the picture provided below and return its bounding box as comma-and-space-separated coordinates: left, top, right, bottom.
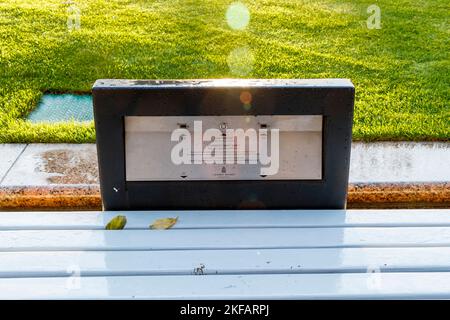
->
0, 0, 448, 143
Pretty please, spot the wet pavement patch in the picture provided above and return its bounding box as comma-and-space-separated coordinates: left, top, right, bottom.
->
40, 149, 99, 184
27, 94, 93, 123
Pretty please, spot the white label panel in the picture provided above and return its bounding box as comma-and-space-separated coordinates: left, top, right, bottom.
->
125, 116, 322, 181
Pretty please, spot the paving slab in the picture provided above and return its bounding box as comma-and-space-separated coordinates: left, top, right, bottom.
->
0, 144, 26, 183
350, 142, 450, 183
1, 144, 98, 186
1, 142, 449, 186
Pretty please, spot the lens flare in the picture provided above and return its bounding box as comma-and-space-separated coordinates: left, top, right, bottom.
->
226, 2, 250, 30
227, 46, 255, 76
243, 103, 252, 111
240, 91, 252, 104
240, 91, 252, 110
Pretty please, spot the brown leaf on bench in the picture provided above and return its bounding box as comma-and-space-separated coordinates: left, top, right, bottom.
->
149, 217, 178, 230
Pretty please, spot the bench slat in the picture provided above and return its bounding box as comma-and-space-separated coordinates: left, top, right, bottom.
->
1, 209, 450, 230
2, 272, 450, 299
1, 247, 450, 278
2, 227, 450, 251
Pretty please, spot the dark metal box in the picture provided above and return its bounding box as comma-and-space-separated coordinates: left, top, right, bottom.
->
93, 79, 354, 210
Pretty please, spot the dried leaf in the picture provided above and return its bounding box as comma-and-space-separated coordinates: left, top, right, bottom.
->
105, 215, 127, 230
150, 216, 178, 230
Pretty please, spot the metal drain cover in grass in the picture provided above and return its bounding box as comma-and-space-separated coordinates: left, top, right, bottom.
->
27, 94, 93, 123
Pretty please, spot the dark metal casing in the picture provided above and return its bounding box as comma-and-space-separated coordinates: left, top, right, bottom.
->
93, 79, 354, 210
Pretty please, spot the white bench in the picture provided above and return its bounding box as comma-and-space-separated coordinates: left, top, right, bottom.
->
1, 209, 450, 299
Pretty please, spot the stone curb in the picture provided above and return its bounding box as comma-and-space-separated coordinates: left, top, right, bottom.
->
0, 183, 449, 210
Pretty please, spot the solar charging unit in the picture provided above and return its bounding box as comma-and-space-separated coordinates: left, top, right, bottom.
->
93, 79, 354, 210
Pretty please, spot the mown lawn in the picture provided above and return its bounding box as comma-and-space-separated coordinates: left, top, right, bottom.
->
0, 0, 448, 143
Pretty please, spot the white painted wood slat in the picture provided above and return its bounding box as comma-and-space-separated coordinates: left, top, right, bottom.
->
2, 272, 450, 299
2, 227, 450, 251
2, 209, 450, 299
0, 209, 450, 230
1, 247, 450, 278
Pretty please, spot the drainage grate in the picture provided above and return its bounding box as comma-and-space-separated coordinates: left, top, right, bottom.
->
27, 94, 93, 123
